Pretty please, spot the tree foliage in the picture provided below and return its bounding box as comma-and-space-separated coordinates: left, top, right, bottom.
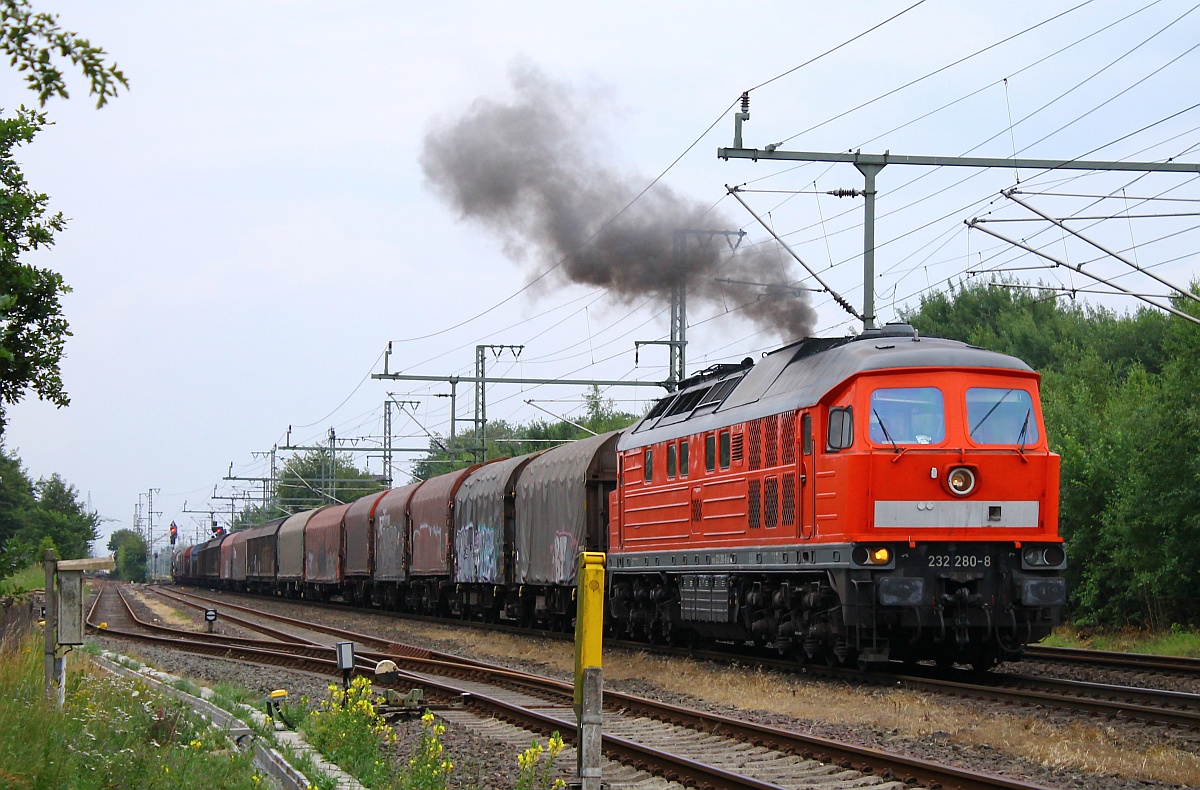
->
1, 0, 127, 108
411, 387, 639, 481
904, 280, 1200, 629
0, 107, 70, 428
107, 527, 145, 582
0, 2, 127, 430
276, 450, 387, 514
0, 448, 97, 576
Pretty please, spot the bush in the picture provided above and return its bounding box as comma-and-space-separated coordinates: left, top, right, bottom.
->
303, 675, 397, 788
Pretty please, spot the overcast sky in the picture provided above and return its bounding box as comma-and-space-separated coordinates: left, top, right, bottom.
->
3, 1, 1198, 552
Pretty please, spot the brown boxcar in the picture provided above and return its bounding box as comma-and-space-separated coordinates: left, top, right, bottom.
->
277, 509, 320, 594
181, 545, 195, 581
370, 481, 424, 609
453, 453, 541, 586
410, 466, 479, 578
342, 490, 389, 606
305, 502, 350, 593
223, 529, 250, 587
245, 517, 287, 591
373, 481, 423, 587
195, 534, 228, 585
514, 431, 621, 586
344, 491, 389, 578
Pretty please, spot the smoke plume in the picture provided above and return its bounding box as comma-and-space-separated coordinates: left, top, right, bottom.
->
420, 63, 817, 344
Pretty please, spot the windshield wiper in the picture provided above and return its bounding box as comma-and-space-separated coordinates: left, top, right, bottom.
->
1016, 408, 1031, 455
971, 388, 1017, 436
873, 408, 900, 454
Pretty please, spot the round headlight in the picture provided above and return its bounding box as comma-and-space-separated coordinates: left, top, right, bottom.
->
947, 467, 976, 496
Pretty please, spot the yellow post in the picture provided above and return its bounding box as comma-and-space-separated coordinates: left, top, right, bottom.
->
574, 552, 605, 708
573, 551, 605, 790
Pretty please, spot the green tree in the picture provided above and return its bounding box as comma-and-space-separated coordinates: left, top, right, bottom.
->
411, 388, 639, 481
231, 502, 281, 531
277, 451, 386, 512
1, 0, 127, 108
904, 278, 1200, 629
0, 1, 127, 429
25, 473, 98, 558
0, 107, 70, 427
0, 447, 33, 548
108, 528, 146, 583
0, 450, 99, 572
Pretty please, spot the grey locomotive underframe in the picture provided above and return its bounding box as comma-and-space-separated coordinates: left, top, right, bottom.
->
608, 542, 1066, 664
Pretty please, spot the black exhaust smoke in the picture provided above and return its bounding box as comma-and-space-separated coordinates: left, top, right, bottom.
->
420, 62, 817, 343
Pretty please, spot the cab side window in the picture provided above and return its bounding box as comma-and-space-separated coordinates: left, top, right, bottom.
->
644, 448, 653, 482
827, 407, 853, 451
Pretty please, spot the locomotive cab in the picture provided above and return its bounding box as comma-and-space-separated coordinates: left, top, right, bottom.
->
822, 364, 1067, 669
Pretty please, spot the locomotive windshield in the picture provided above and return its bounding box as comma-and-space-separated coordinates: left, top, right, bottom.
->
967, 387, 1039, 445
869, 387, 945, 445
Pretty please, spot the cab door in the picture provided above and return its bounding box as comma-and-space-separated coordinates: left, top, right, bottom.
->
800, 413, 816, 539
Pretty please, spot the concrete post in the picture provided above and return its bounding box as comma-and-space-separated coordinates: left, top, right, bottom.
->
42, 548, 56, 702
578, 666, 603, 790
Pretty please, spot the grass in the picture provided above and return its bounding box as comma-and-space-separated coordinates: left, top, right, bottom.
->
0, 634, 265, 789
0, 565, 48, 596
1042, 624, 1200, 657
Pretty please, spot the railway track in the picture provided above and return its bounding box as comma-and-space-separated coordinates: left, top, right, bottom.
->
92, 582, 1057, 790
157, 584, 1200, 734
1024, 644, 1200, 675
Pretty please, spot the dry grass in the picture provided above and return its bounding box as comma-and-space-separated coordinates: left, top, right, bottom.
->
402, 624, 1200, 786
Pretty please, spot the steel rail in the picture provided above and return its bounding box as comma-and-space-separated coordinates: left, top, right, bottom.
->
166, 586, 1200, 730
156, 586, 1050, 789
1024, 644, 1200, 674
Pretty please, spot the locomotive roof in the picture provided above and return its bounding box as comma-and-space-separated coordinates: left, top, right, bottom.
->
620, 326, 1033, 450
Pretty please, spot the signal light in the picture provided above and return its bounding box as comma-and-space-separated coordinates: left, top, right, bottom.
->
1022, 545, 1065, 567
853, 546, 892, 566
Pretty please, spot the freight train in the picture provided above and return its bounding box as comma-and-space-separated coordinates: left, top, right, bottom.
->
174, 324, 1067, 670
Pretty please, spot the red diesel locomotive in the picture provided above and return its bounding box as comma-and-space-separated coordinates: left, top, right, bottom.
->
608, 323, 1066, 669
175, 324, 1066, 670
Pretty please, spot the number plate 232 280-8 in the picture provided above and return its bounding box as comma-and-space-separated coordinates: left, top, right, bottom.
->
927, 554, 992, 569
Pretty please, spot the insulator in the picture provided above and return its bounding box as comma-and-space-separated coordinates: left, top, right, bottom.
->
740, 92, 749, 113
827, 188, 860, 198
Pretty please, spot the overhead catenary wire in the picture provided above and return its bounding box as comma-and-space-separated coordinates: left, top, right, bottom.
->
964, 219, 1200, 324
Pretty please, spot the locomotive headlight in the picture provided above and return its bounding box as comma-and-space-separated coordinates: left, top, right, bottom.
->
853, 546, 892, 566
947, 466, 976, 496
1022, 544, 1066, 568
